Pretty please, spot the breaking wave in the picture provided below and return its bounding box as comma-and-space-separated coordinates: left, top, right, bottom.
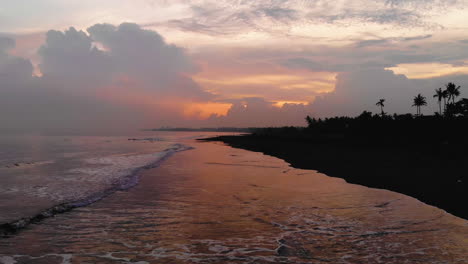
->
0, 143, 192, 236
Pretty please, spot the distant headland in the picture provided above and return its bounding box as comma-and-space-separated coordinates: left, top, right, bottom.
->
146, 127, 251, 133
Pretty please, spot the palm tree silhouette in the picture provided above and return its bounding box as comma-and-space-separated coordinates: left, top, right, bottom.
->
442, 89, 449, 112
433, 88, 444, 115
376, 99, 385, 116
412, 94, 427, 116
446, 82, 461, 104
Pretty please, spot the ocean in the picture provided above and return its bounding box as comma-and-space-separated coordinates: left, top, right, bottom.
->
0, 132, 218, 225
0, 132, 466, 263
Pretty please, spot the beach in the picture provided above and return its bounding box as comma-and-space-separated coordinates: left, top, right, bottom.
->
204, 134, 468, 220
1, 138, 466, 263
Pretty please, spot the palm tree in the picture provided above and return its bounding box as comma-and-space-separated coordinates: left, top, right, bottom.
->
442, 89, 448, 112
412, 94, 427, 116
445, 82, 461, 104
433, 88, 444, 115
376, 98, 385, 116
305, 115, 314, 127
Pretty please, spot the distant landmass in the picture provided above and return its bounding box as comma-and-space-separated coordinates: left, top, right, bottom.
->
146, 127, 252, 132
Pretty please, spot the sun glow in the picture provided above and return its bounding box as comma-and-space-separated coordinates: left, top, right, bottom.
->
273, 101, 309, 107
182, 102, 232, 119
192, 70, 337, 102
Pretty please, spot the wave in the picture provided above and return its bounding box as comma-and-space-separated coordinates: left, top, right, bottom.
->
2, 160, 54, 169
0, 143, 192, 237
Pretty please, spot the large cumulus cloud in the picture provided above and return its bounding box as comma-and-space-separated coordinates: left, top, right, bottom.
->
0, 37, 34, 80
0, 23, 211, 134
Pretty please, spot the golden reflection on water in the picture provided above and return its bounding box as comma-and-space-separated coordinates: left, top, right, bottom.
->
0, 140, 467, 263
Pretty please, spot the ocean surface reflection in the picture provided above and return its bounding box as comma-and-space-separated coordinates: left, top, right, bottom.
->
0, 138, 466, 263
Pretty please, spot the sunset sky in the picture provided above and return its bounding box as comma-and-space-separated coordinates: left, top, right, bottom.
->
1, 0, 468, 133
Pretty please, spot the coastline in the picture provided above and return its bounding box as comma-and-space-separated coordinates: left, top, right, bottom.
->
0, 143, 192, 237
2, 139, 466, 263
201, 135, 468, 219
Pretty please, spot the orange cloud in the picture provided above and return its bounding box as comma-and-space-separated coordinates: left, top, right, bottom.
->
191, 55, 336, 102
182, 102, 232, 119
94, 77, 231, 121
273, 100, 309, 107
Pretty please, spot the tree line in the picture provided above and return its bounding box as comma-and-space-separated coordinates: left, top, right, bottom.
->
375, 82, 466, 117
299, 81, 467, 148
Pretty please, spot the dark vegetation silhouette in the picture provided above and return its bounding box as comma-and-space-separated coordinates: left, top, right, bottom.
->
446, 82, 461, 104
433, 88, 444, 115
204, 82, 468, 219
412, 93, 427, 116
286, 82, 467, 144
376, 98, 385, 116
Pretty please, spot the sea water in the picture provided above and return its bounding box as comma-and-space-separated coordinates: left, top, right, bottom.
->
0, 133, 466, 263
0, 132, 220, 225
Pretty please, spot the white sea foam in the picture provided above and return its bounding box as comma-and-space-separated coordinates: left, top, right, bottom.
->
0, 143, 192, 232
68, 151, 170, 184
0, 256, 16, 264
65, 143, 193, 204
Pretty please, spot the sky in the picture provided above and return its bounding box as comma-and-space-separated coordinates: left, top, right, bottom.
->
1, 0, 468, 133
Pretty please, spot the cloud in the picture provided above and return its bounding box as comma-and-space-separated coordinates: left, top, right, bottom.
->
355, 34, 432, 48
402, 34, 433, 41
151, 0, 460, 38
312, 8, 424, 27
0, 36, 34, 79
311, 68, 468, 117
2, 11, 468, 132
0, 37, 16, 51
257, 7, 297, 21
0, 23, 213, 134
203, 97, 311, 127
88, 23, 197, 76
311, 69, 417, 116
276, 35, 468, 73
188, 32, 468, 124
384, 0, 459, 8
203, 68, 468, 126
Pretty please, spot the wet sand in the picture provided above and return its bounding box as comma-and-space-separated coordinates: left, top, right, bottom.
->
0, 140, 467, 263
203, 135, 468, 219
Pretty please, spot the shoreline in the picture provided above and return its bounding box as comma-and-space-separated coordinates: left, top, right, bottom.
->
2, 139, 466, 263
0, 144, 193, 237
201, 135, 467, 219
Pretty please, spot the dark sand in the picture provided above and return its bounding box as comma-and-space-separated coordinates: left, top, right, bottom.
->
0, 140, 466, 263
202, 135, 467, 219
